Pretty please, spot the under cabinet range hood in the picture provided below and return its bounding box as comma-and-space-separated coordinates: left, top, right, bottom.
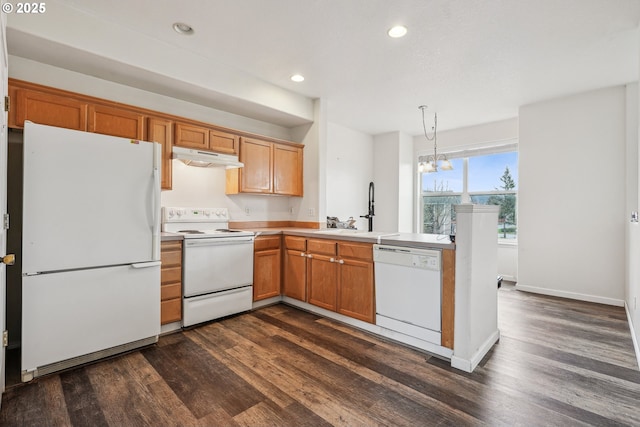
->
172, 146, 244, 168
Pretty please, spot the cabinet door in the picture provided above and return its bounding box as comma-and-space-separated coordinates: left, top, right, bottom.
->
283, 249, 306, 301
148, 118, 173, 190
337, 258, 375, 323
253, 248, 281, 301
307, 254, 338, 311
175, 122, 209, 149
210, 129, 239, 155
273, 144, 303, 196
239, 137, 273, 193
88, 104, 145, 139
16, 89, 88, 131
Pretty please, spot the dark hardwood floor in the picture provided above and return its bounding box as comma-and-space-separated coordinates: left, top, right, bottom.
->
1, 286, 639, 426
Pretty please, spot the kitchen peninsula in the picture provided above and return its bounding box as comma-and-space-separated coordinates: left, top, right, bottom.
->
235, 204, 500, 373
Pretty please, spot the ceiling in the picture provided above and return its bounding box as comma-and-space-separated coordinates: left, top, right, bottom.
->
6, 0, 640, 135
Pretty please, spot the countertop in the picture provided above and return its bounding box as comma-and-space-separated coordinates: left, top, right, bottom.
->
162, 228, 454, 250
241, 228, 455, 250
160, 232, 184, 241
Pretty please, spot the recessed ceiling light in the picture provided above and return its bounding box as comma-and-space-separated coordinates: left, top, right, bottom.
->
387, 25, 407, 38
290, 74, 305, 83
173, 22, 194, 35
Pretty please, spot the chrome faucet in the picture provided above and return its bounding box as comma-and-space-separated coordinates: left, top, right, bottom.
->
360, 181, 375, 232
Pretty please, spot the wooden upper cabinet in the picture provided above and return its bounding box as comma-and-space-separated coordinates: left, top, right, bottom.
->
209, 129, 239, 155
239, 137, 273, 193
274, 144, 303, 196
15, 88, 88, 131
88, 104, 145, 139
174, 123, 239, 155
174, 122, 208, 150
148, 117, 173, 190
226, 137, 304, 196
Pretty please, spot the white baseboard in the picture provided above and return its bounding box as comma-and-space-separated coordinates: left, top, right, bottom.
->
451, 329, 500, 373
624, 302, 640, 370
515, 284, 624, 307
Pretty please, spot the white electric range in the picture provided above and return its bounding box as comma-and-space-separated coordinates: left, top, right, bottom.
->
162, 207, 254, 327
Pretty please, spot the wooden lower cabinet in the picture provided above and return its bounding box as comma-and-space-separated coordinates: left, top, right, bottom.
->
283, 236, 307, 301
306, 239, 338, 311
160, 240, 183, 325
253, 235, 282, 301
282, 236, 375, 324
307, 254, 338, 311
336, 241, 375, 323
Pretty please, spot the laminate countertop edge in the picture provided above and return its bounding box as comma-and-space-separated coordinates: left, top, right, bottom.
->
238, 228, 455, 250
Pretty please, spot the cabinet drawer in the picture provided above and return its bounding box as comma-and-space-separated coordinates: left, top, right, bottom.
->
254, 235, 281, 251
161, 283, 182, 301
284, 236, 306, 251
161, 266, 181, 285
161, 240, 182, 251
161, 298, 182, 324
307, 239, 336, 256
338, 242, 373, 261
161, 249, 182, 266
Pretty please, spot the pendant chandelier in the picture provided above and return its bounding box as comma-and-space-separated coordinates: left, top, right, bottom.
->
417, 105, 453, 173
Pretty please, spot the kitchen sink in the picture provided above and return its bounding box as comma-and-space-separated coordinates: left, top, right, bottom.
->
315, 229, 367, 234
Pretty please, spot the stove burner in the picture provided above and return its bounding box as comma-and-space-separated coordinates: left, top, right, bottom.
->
178, 230, 205, 234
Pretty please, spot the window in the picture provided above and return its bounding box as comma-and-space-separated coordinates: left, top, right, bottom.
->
419, 146, 518, 240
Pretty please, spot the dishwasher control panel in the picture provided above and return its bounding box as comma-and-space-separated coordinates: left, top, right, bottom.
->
373, 244, 441, 271
413, 254, 439, 270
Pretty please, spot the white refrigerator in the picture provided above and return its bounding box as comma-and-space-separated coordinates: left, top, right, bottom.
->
21, 122, 161, 381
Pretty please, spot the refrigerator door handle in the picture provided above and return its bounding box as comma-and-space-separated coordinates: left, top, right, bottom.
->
151, 142, 161, 261
131, 261, 162, 269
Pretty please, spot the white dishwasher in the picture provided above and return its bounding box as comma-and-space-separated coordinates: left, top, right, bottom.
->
374, 244, 442, 345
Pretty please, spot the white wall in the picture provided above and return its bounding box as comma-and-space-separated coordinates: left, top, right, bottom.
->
518, 86, 627, 305
627, 78, 640, 360
326, 122, 373, 230
9, 56, 295, 141
372, 132, 414, 232
290, 98, 325, 225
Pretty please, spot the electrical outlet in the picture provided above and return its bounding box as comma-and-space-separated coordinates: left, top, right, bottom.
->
289, 207, 294, 214
308, 208, 315, 217
245, 207, 251, 216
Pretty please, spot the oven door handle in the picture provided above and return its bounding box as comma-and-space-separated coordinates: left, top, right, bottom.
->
185, 237, 254, 247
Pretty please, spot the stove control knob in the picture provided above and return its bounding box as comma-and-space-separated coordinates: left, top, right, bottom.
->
167, 209, 175, 218
220, 210, 227, 218
204, 210, 211, 216
215, 209, 222, 217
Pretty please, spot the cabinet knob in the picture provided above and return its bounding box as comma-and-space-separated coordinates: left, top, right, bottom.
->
1, 254, 15, 266
300, 252, 306, 257
330, 257, 335, 263
307, 254, 313, 259
338, 259, 344, 264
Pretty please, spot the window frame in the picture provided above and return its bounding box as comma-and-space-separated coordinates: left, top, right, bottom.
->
415, 141, 518, 242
